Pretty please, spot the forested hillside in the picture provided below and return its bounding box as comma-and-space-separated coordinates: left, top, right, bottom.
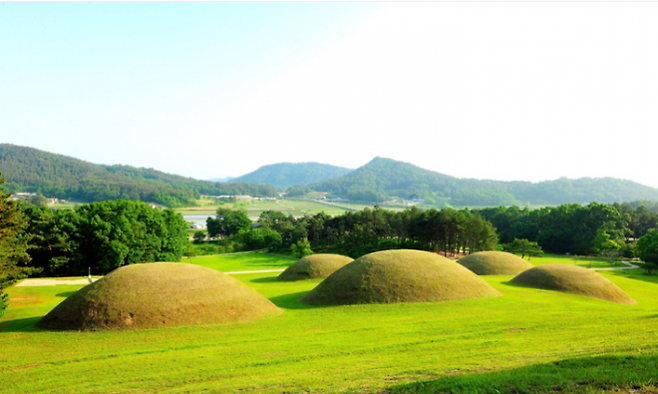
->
309, 157, 658, 206
0, 144, 277, 207
232, 162, 353, 190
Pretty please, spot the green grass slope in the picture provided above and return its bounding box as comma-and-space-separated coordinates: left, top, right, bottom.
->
510, 264, 637, 305
277, 254, 353, 281
36, 263, 281, 330
458, 251, 533, 275
3, 253, 658, 394
302, 249, 501, 305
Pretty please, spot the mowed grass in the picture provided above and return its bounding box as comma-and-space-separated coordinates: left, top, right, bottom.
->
527, 253, 615, 269
175, 199, 352, 220
1, 253, 658, 393
185, 252, 295, 272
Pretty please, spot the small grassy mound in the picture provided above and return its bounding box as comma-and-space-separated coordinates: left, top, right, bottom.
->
458, 251, 533, 275
278, 254, 353, 281
302, 249, 501, 305
37, 263, 281, 331
510, 264, 637, 305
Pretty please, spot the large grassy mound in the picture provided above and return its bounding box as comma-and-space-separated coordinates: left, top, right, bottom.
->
302, 249, 501, 305
37, 263, 281, 330
278, 254, 353, 281
458, 251, 533, 275
510, 264, 637, 305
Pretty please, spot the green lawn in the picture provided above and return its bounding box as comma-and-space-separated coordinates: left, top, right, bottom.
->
174, 198, 396, 221
2, 253, 658, 393
526, 253, 619, 269
184, 252, 295, 272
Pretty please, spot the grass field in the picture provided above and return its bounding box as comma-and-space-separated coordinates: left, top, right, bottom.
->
185, 252, 295, 272
526, 253, 620, 269
2, 253, 658, 393
175, 197, 405, 221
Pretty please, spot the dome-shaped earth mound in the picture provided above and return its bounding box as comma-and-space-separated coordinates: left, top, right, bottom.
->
458, 251, 533, 275
278, 254, 353, 281
510, 264, 637, 305
37, 263, 281, 331
301, 249, 501, 305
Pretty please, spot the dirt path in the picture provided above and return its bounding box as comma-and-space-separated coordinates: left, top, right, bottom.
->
16, 278, 100, 287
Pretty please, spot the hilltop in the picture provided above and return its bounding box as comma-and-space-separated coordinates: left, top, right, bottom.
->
0, 144, 277, 207
309, 157, 658, 206
231, 162, 353, 190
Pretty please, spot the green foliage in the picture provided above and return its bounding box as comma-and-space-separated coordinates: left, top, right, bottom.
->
193, 231, 206, 244
23, 200, 188, 275
0, 144, 277, 207
476, 202, 632, 256
636, 229, 658, 274
0, 292, 7, 318
207, 208, 252, 238
22, 206, 76, 276
505, 238, 543, 260
0, 170, 41, 317
233, 162, 353, 190
311, 157, 658, 206
258, 205, 497, 259
291, 238, 313, 258
240, 228, 282, 250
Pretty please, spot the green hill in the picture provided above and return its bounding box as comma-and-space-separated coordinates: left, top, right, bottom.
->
311, 157, 658, 206
232, 162, 352, 190
0, 144, 277, 207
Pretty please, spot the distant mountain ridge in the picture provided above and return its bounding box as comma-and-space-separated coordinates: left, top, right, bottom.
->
309, 157, 658, 206
208, 177, 234, 183
232, 162, 353, 190
0, 144, 277, 207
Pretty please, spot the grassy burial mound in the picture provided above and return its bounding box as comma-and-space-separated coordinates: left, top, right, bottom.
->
278, 254, 353, 281
37, 263, 281, 331
510, 264, 637, 305
302, 249, 501, 305
458, 251, 533, 275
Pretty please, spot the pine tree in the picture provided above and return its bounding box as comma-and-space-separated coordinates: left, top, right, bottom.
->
0, 170, 38, 317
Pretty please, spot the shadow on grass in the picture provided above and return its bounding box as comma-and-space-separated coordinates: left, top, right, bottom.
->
56, 291, 77, 298
268, 291, 328, 310
250, 276, 280, 284
0, 316, 44, 333
608, 268, 658, 285
389, 354, 658, 394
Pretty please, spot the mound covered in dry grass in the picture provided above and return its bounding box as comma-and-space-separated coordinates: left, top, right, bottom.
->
278, 254, 353, 281
458, 251, 533, 275
510, 264, 637, 305
37, 263, 281, 331
302, 249, 501, 305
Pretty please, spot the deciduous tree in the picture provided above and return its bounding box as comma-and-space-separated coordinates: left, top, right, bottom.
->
0, 171, 40, 317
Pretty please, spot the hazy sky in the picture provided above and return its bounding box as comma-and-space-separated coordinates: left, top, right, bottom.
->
2, 2, 658, 188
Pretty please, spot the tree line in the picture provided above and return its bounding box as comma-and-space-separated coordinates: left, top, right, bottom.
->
474, 201, 658, 257
205, 206, 499, 258
0, 144, 278, 207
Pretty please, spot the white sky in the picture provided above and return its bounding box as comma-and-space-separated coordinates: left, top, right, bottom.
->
2, 2, 658, 188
